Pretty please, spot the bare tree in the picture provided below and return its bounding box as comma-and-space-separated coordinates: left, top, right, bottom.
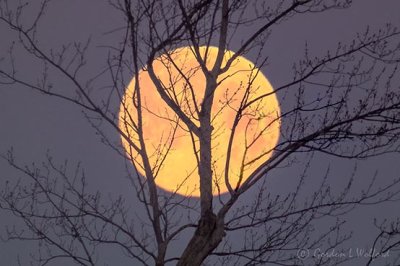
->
1, 0, 400, 265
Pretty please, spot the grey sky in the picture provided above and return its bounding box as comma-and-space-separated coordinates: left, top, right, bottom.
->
1, 1, 400, 265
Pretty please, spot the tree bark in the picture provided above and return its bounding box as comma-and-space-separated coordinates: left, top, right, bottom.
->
177, 212, 225, 266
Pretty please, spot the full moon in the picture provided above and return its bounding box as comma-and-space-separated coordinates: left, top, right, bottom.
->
119, 46, 280, 197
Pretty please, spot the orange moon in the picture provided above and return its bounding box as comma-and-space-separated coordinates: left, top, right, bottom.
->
119, 46, 280, 197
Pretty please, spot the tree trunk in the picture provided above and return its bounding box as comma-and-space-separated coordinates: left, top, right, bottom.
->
177, 74, 224, 266
177, 211, 225, 266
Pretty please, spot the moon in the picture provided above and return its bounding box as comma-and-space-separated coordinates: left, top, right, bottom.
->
119, 46, 280, 197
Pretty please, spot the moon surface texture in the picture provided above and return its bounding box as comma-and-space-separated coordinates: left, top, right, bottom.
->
119, 46, 280, 197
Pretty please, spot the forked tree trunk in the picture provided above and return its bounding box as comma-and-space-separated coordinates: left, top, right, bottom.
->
176, 69, 225, 266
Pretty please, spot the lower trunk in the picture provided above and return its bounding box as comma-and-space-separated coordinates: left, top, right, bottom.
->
177, 211, 225, 266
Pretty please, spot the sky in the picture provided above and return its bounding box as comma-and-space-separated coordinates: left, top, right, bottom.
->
1, 1, 400, 265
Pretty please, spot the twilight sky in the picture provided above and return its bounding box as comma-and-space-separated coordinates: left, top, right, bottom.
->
1, 1, 400, 265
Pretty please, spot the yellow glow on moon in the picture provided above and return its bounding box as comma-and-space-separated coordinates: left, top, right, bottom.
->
119, 46, 280, 197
